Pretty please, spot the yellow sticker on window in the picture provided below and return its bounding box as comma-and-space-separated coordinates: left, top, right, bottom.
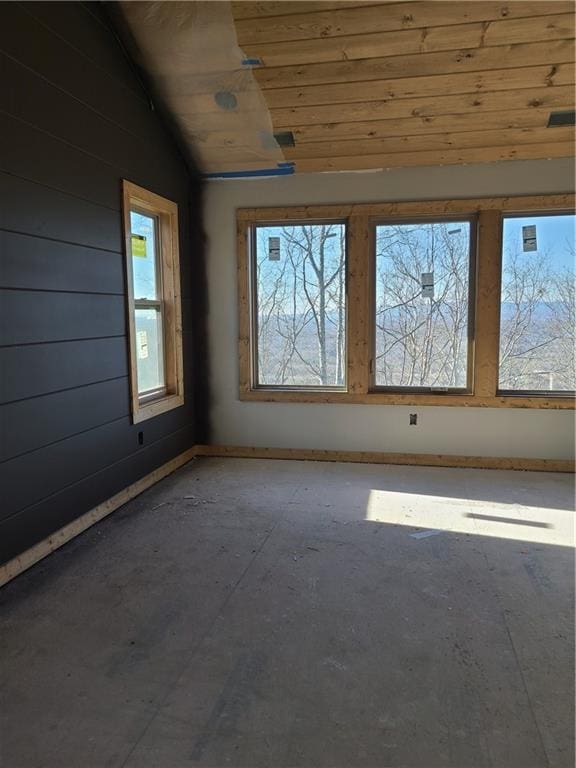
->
131, 234, 146, 258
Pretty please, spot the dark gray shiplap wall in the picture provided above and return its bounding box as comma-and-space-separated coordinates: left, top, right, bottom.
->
0, 1, 206, 564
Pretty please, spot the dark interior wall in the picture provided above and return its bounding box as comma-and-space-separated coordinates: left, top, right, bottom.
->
0, 1, 206, 565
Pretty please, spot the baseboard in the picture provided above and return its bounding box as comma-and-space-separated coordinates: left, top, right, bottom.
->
194, 444, 574, 473
0, 448, 197, 589
2, 443, 572, 588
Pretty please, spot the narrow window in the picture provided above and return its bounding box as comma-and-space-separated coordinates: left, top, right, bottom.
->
122, 181, 184, 423
251, 222, 347, 388
498, 212, 575, 394
373, 219, 475, 391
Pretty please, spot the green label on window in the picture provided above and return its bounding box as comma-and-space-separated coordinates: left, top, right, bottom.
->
131, 234, 146, 258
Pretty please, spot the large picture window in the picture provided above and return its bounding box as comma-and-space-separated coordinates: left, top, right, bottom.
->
251, 222, 346, 389
122, 181, 184, 423
498, 212, 575, 394
374, 219, 474, 391
237, 195, 574, 409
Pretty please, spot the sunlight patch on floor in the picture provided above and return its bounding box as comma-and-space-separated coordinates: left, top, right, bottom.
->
365, 489, 574, 547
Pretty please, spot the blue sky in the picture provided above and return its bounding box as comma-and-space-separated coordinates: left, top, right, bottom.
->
503, 214, 575, 271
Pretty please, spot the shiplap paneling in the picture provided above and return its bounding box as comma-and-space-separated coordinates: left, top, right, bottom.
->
0, 338, 129, 404
0, 377, 130, 462
0, 2, 203, 565
0, 427, 195, 564
0, 55, 185, 197
0, 113, 124, 210
0, 404, 193, 522
20, 1, 146, 97
221, 1, 576, 173
0, 230, 125, 294
0, 291, 126, 346
0, 173, 123, 252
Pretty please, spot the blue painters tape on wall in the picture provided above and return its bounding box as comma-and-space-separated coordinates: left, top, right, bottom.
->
242, 57, 263, 66
205, 164, 295, 179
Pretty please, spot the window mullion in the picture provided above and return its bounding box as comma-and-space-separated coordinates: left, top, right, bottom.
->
474, 210, 502, 398
347, 214, 370, 394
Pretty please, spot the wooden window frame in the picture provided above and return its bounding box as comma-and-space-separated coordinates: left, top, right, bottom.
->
497, 209, 576, 399
249, 219, 349, 392
238, 194, 575, 410
122, 180, 184, 424
369, 214, 478, 395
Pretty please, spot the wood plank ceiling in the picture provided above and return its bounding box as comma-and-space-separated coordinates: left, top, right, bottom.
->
224, 0, 575, 173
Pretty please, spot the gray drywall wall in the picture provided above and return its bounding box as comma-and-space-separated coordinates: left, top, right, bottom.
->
205, 159, 575, 459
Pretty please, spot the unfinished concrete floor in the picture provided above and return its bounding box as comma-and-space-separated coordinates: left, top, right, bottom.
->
1, 457, 574, 768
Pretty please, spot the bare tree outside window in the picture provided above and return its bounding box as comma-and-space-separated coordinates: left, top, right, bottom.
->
254, 223, 346, 387
499, 213, 575, 393
374, 221, 473, 389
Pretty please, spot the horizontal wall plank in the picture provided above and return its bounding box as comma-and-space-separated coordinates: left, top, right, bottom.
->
0, 2, 163, 146
280, 108, 555, 144
0, 428, 195, 565
255, 39, 575, 90
263, 64, 575, 110
0, 113, 122, 210
0, 377, 130, 462
0, 173, 122, 252
291, 141, 575, 172
0, 337, 128, 403
0, 55, 185, 198
0, 338, 128, 403
285, 126, 576, 160
0, 290, 125, 346
20, 1, 146, 98
0, 403, 193, 522
241, 14, 575, 67
269, 84, 575, 127
0, 230, 125, 294
235, 2, 572, 45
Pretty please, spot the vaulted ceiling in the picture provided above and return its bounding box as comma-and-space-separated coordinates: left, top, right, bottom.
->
119, 1, 576, 176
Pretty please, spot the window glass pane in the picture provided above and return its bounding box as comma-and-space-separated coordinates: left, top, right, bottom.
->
255, 223, 346, 387
130, 211, 159, 300
375, 221, 472, 388
135, 308, 165, 395
499, 213, 575, 392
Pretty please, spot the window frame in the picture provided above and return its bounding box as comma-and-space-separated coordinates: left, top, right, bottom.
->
122, 180, 184, 424
248, 218, 348, 392
237, 194, 575, 410
497, 209, 576, 399
369, 214, 477, 395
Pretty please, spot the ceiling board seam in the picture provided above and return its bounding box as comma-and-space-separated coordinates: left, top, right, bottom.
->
274, 109, 560, 143
282, 128, 576, 161
232, 2, 397, 22
255, 50, 576, 91
263, 80, 576, 112
253, 40, 576, 90
292, 142, 575, 172
238, 13, 575, 67
234, 7, 575, 47
267, 86, 576, 128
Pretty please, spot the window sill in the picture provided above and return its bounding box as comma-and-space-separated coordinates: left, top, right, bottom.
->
239, 389, 575, 409
133, 393, 184, 424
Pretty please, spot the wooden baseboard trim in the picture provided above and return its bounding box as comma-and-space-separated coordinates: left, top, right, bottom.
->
0, 448, 197, 589
3, 443, 572, 588
193, 444, 574, 473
